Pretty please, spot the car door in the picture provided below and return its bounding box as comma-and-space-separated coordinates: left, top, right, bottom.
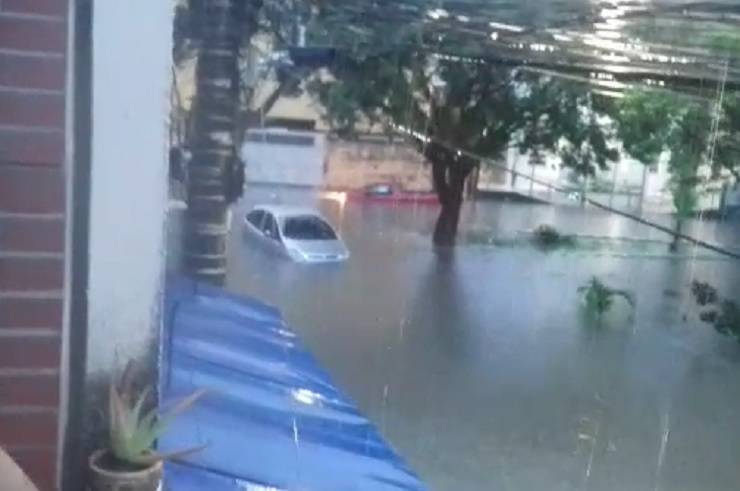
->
260, 212, 284, 253
245, 209, 265, 236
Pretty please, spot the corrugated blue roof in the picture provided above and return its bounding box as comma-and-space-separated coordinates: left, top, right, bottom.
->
160, 279, 426, 491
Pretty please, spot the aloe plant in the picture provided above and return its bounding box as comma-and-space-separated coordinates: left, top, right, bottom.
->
108, 365, 206, 467
578, 277, 635, 321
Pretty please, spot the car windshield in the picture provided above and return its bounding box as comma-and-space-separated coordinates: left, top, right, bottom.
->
283, 216, 337, 240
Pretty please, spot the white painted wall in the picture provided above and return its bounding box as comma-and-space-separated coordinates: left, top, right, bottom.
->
242, 129, 326, 187
86, 0, 172, 371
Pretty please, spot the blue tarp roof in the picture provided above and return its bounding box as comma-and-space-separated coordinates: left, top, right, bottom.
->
160, 279, 427, 490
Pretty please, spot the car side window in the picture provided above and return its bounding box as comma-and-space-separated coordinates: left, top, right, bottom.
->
262, 213, 281, 241
246, 210, 265, 228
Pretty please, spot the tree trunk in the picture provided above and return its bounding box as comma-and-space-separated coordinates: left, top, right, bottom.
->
670, 218, 683, 252
185, 0, 249, 285
609, 161, 618, 207
638, 164, 649, 214
433, 187, 464, 247
429, 145, 473, 247
580, 175, 588, 207
465, 164, 480, 199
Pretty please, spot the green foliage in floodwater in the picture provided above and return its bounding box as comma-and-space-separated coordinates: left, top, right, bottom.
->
711, 33, 740, 55
531, 224, 576, 250
579, 277, 635, 323
461, 229, 727, 260
691, 281, 740, 341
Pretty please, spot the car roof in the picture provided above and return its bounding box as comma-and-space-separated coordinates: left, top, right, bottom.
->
251, 204, 324, 219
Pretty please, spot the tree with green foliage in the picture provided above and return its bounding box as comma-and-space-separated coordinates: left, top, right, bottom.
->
616, 89, 678, 212
308, 40, 521, 245
306, 7, 617, 246
666, 102, 712, 250
616, 89, 712, 250
615, 33, 739, 238
176, 1, 740, 271
704, 34, 740, 211
518, 79, 619, 196
714, 94, 740, 183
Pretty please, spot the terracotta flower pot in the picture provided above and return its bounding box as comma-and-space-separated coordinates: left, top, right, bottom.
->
88, 449, 162, 491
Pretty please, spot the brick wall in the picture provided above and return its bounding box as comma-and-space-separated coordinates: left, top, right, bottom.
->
0, 1, 69, 490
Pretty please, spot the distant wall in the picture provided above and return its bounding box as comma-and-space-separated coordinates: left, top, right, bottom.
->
325, 138, 433, 191
242, 130, 326, 187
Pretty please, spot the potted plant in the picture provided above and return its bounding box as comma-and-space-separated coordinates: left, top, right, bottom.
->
89, 365, 206, 491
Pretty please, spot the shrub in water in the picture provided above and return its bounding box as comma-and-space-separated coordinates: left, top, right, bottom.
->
578, 277, 634, 323
532, 224, 575, 249
691, 281, 740, 341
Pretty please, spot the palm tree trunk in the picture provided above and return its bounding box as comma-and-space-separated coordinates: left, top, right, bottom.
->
185, 0, 248, 285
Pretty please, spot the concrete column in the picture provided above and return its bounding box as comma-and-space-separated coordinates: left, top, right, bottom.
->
86, 1, 172, 375
59, 0, 173, 484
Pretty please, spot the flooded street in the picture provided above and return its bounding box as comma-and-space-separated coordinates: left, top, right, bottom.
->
227, 186, 740, 491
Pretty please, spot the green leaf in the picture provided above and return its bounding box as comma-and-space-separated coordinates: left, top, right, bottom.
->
580, 276, 634, 320
106, 378, 206, 466
152, 389, 208, 442
161, 388, 208, 421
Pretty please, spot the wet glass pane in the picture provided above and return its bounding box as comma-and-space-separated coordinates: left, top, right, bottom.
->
169, 1, 740, 490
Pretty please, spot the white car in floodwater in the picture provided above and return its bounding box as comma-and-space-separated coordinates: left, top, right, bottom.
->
244, 205, 350, 263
